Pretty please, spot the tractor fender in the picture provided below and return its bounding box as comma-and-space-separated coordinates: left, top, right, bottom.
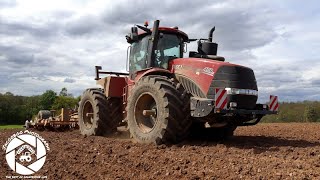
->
135, 68, 172, 82
96, 76, 127, 97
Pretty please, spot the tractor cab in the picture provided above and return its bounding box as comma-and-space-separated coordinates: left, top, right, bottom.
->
129, 33, 183, 72
126, 20, 226, 77
126, 21, 188, 75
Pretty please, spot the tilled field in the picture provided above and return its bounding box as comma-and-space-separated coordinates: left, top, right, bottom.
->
1, 123, 320, 179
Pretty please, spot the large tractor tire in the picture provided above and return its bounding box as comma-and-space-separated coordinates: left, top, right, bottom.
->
78, 88, 122, 136
127, 76, 191, 144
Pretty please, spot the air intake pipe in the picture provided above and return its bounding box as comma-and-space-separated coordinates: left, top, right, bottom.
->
198, 27, 218, 56
147, 20, 160, 68
208, 26, 215, 42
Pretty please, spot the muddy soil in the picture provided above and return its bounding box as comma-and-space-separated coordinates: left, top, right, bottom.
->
1, 123, 320, 179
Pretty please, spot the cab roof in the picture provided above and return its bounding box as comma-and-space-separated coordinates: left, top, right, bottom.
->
138, 27, 189, 42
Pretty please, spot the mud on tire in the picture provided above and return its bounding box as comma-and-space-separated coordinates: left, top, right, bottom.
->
78, 88, 122, 136
127, 76, 191, 144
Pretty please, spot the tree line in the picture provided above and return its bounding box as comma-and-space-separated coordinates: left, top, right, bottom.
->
0, 88, 80, 125
262, 101, 320, 123
1, 89, 320, 125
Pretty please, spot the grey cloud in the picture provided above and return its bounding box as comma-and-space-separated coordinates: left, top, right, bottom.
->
51, 10, 74, 19
311, 79, 320, 87
258, 86, 320, 103
31, 76, 50, 81
257, 70, 300, 85
0, 74, 23, 85
0, 45, 57, 69
0, 0, 16, 9
0, 10, 75, 40
185, 8, 278, 51
99, 0, 278, 52
20, 0, 278, 53
253, 61, 320, 102
0, 45, 36, 66
101, 0, 210, 25
276, 87, 320, 102
255, 65, 305, 91
0, 20, 59, 38
64, 15, 102, 36
63, 78, 76, 83
221, 50, 256, 63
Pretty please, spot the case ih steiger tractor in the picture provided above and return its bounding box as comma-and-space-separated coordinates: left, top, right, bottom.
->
78, 20, 278, 144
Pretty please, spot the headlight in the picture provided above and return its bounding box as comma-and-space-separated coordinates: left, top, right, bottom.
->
225, 88, 258, 96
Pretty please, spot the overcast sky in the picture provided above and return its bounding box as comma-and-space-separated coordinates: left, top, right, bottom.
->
0, 0, 319, 102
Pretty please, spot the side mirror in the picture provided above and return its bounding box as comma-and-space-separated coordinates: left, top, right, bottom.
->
126, 27, 138, 43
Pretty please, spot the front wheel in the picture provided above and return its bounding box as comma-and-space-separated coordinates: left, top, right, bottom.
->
127, 76, 191, 144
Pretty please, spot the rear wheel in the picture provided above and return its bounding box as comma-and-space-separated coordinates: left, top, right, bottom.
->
78, 88, 122, 136
127, 76, 191, 144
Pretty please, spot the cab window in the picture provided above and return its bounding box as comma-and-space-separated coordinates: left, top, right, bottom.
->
154, 34, 182, 69
129, 36, 149, 73
129, 34, 183, 73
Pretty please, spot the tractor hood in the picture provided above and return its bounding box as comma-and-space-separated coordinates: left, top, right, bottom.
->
169, 57, 258, 108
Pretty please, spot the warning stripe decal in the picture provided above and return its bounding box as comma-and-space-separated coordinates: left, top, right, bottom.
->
215, 89, 228, 109
269, 95, 279, 111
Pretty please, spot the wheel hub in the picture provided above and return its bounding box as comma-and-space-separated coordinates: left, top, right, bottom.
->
134, 93, 158, 133
82, 100, 94, 129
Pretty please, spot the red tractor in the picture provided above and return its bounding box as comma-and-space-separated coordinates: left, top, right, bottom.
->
78, 20, 278, 144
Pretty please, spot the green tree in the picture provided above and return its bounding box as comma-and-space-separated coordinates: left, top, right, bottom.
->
304, 105, 317, 122
4, 92, 14, 96
59, 87, 68, 96
0, 89, 80, 125
59, 87, 73, 97
52, 96, 78, 110
40, 90, 57, 110
0, 92, 31, 124
25, 95, 41, 119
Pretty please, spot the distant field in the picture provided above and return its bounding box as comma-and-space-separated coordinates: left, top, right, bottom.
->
0, 124, 23, 130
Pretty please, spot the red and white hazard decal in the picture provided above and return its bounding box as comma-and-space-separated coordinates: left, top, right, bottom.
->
269, 95, 279, 111
215, 89, 228, 109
